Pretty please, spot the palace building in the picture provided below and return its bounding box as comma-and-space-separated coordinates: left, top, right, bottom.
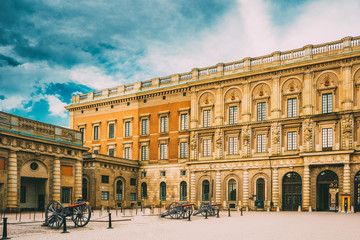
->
66, 36, 360, 211
0, 112, 87, 211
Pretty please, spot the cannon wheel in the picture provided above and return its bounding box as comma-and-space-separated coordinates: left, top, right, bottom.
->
200, 202, 210, 217
168, 202, 181, 219
181, 202, 194, 219
45, 200, 64, 229
209, 202, 219, 216
72, 204, 91, 227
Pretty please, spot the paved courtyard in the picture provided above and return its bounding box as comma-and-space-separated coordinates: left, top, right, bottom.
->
2, 209, 360, 240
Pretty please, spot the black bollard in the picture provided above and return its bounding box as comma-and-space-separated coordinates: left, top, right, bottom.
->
107, 212, 113, 229
136, 206, 138, 215
1, 217, 10, 240
19, 209, 22, 222
241, 207, 243, 216
33, 211, 35, 221
116, 206, 118, 216
121, 206, 123, 213
62, 215, 69, 234
29, 210, 31, 219
205, 210, 208, 219
217, 208, 219, 218
228, 207, 231, 217
188, 210, 191, 221
141, 205, 143, 212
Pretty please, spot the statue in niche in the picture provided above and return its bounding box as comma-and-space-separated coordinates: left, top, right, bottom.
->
242, 127, 250, 146
342, 115, 352, 139
190, 132, 197, 150
303, 119, 313, 142
215, 129, 222, 149
272, 124, 281, 145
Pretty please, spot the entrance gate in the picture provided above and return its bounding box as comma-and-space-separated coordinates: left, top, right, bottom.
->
317, 170, 338, 211
282, 172, 302, 211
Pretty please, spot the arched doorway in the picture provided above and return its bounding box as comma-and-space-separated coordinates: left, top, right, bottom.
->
317, 170, 338, 211
141, 182, 147, 200
282, 172, 302, 211
202, 180, 210, 201
180, 181, 187, 201
354, 171, 360, 211
228, 179, 236, 201
82, 178, 88, 201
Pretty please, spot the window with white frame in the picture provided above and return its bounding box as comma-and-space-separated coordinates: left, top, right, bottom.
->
108, 148, 115, 157
203, 139, 211, 157
101, 191, 109, 200
228, 137, 238, 155
257, 102, 266, 121
257, 134, 266, 152
160, 116, 168, 133
203, 110, 211, 127
141, 145, 148, 161
287, 98, 297, 118
160, 144, 168, 159
108, 123, 115, 139
93, 126, 99, 140
124, 147, 131, 159
180, 142, 188, 158
79, 127, 85, 142
141, 119, 148, 135
229, 106, 238, 124
180, 113, 188, 130
124, 121, 131, 137
287, 131, 297, 150
322, 128, 333, 150
322, 93, 332, 114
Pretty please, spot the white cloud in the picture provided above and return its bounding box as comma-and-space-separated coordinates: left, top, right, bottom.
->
45, 94, 68, 118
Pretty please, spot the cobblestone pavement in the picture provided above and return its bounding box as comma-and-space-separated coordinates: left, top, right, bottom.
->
2, 209, 360, 240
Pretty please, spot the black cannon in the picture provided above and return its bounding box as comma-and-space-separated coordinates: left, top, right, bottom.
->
161, 202, 195, 219
44, 200, 91, 229
193, 202, 222, 216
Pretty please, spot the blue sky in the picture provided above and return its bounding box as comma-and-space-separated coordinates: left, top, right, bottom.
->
0, 0, 359, 127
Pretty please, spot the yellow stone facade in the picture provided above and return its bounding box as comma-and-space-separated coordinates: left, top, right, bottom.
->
67, 36, 360, 211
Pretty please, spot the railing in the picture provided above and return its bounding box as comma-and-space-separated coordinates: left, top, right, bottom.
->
263, 56, 273, 64
224, 64, 234, 71
199, 69, 208, 76
93, 91, 102, 97
79, 94, 88, 100
124, 85, 134, 91
250, 59, 261, 66
352, 39, 360, 47
142, 81, 152, 88
280, 53, 292, 61
180, 73, 192, 80
234, 62, 245, 69
160, 78, 171, 84
329, 43, 343, 51
293, 50, 305, 58
109, 88, 118, 94
209, 67, 217, 74
312, 46, 327, 54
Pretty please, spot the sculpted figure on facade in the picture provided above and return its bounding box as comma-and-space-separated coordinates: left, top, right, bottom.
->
242, 126, 251, 158
215, 128, 223, 159
341, 114, 353, 149
302, 118, 313, 152
271, 122, 281, 155
190, 131, 198, 160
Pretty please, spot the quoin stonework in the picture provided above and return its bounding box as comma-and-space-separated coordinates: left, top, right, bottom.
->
66, 36, 360, 212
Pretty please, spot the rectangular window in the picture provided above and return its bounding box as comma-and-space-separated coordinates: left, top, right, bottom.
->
287, 98, 297, 118
287, 131, 297, 150
141, 172, 147, 178
203, 139, 211, 157
141, 146, 148, 161
322, 93, 333, 114
322, 128, 333, 150
20, 186, 26, 203
180, 114, 188, 130
130, 178, 136, 186
257, 134, 266, 152
61, 166, 73, 176
93, 126, 99, 140
101, 191, 109, 200
130, 193, 136, 201
229, 106, 238, 124
160, 116, 168, 133
109, 148, 115, 157
180, 170, 187, 176
141, 119, 148, 135
124, 121, 131, 137
101, 175, 109, 184
228, 137, 238, 155
124, 147, 131, 160
79, 128, 85, 142
61, 187, 71, 203
180, 142, 188, 158
203, 110, 211, 127
160, 144, 168, 160
160, 171, 166, 177
93, 149, 99, 154
109, 123, 115, 139
257, 102, 266, 121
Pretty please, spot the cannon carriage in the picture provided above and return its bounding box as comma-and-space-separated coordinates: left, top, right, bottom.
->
193, 202, 222, 216
44, 200, 91, 229
161, 202, 195, 219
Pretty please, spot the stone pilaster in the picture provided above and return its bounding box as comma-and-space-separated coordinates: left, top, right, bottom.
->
215, 171, 221, 202
190, 171, 196, 203
242, 81, 251, 122
215, 86, 223, 126
243, 170, 249, 207
303, 70, 314, 116
7, 150, 18, 208
341, 63, 353, 111
303, 165, 310, 210
53, 157, 61, 202
343, 163, 351, 194
75, 160, 82, 199
190, 89, 198, 129
271, 76, 281, 119
272, 168, 279, 207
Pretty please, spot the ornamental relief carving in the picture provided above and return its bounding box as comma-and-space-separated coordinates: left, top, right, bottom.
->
190, 132, 197, 151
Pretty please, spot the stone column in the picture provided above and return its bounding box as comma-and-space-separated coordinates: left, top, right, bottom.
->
243, 170, 249, 207
303, 165, 311, 210
7, 150, 18, 209
215, 85, 223, 126
242, 81, 251, 122
341, 63, 353, 111
52, 157, 61, 202
190, 171, 196, 203
190, 89, 198, 129
74, 160, 82, 199
216, 171, 221, 202
343, 163, 351, 194
303, 70, 314, 116
272, 168, 279, 207
271, 76, 281, 119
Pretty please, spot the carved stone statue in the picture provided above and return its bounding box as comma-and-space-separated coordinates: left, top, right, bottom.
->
271, 124, 280, 145
215, 129, 222, 149
190, 132, 197, 151
242, 127, 250, 146
342, 114, 352, 139
303, 119, 313, 142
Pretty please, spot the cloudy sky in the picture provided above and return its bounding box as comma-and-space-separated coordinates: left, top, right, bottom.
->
0, 0, 359, 127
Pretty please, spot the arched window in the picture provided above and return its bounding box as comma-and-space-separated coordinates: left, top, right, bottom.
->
256, 178, 265, 201
228, 179, 236, 201
160, 182, 166, 201
141, 182, 147, 200
116, 180, 123, 201
202, 180, 210, 201
180, 181, 187, 201
82, 178, 88, 201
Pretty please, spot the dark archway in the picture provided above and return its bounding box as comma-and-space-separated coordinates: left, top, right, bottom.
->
282, 172, 302, 211
317, 170, 338, 211
354, 171, 360, 211
202, 180, 210, 201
